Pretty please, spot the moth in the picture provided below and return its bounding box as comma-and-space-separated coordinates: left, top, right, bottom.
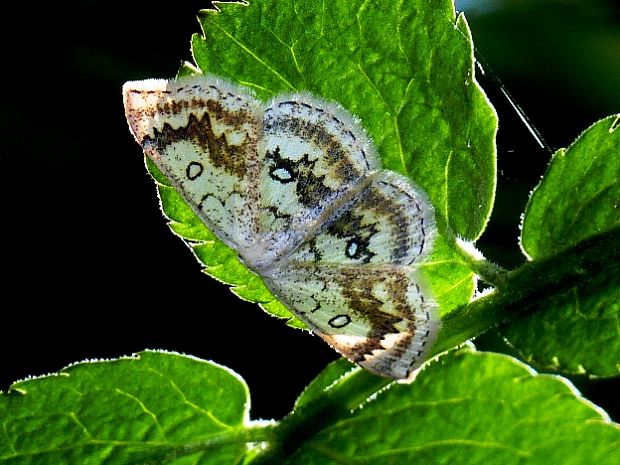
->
123, 76, 439, 380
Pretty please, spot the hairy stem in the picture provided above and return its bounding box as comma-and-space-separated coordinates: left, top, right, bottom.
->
437, 216, 510, 287
434, 227, 620, 355
452, 236, 510, 287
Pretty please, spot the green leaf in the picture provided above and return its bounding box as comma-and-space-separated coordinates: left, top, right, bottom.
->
501, 254, 620, 377
293, 359, 359, 411
0, 351, 256, 465
193, 0, 497, 241
511, 116, 620, 377
5, 351, 618, 464
278, 349, 620, 464
521, 115, 620, 260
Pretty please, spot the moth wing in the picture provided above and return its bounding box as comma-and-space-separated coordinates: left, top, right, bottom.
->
123, 76, 262, 251
263, 263, 438, 380
246, 95, 381, 268
289, 170, 435, 266
124, 78, 439, 378
264, 171, 438, 380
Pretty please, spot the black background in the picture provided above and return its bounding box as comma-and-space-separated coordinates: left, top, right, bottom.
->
1, 0, 618, 421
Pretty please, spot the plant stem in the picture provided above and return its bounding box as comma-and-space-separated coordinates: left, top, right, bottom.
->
452, 236, 510, 287
250, 369, 391, 464
166, 423, 275, 462
436, 215, 510, 287
434, 227, 620, 355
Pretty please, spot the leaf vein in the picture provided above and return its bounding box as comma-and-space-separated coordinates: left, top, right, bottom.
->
1, 421, 17, 455
204, 18, 296, 91
163, 377, 234, 430
114, 388, 165, 436
359, 438, 531, 459
444, 150, 454, 221
435, 272, 474, 298
263, 25, 303, 77
68, 412, 93, 440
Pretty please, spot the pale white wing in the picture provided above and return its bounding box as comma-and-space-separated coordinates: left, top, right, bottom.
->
264, 169, 438, 380
245, 94, 381, 270
263, 263, 438, 380
289, 170, 435, 266
123, 76, 263, 252
124, 79, 439, 379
